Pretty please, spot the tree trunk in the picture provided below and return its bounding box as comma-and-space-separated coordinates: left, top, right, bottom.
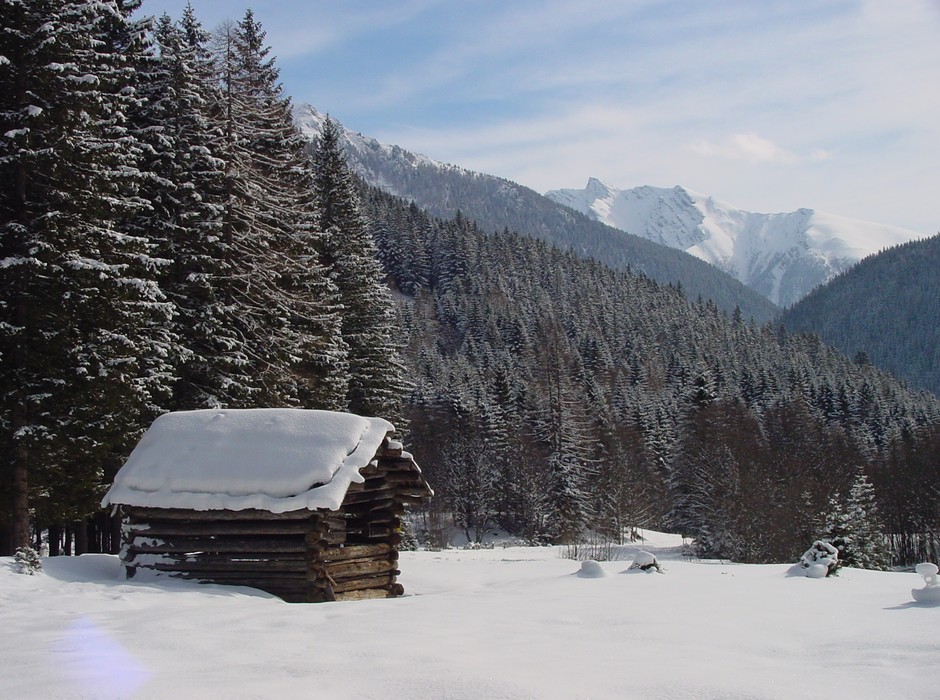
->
11, 445, 30, 551
49, 524, 62, 556
75, 519, 88, 555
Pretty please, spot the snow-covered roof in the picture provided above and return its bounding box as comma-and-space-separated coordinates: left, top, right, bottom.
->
102, 409, 394, 513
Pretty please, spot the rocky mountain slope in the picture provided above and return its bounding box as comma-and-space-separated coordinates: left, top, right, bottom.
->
545, 179, 922, 307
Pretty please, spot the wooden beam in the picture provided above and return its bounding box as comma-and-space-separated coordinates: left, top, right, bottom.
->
123, 506, 317, 522
127, 536, 307, 555
322, 543, 393, 562
331, 574, 397, 594
325, 557, 399, 580
125, 521, 312, 537
333, 588, 392, 601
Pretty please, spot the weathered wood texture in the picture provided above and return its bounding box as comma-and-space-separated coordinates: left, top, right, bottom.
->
118, 435, 431, 603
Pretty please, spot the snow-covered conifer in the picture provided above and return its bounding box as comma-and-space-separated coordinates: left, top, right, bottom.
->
204, 11, 348, 408
799, 540, 840, 577
312, 116, 406, 419
822, 471, 890, 570
13, 546, 42, 575
0, 0, 174, 549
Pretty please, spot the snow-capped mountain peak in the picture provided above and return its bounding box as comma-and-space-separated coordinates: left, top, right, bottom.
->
293, 104, 452, 195
545, 179, 922, 307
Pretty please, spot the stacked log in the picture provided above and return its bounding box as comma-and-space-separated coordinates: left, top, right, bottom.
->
121, 506, 339, 603
117, 435, 431, 603
322, 439, 429, 601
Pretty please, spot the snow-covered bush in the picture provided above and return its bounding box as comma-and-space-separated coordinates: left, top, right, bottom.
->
799, 540, 840, 578
398, 517, 420, 551
911, 562, 940, 603
626, 550, 663, 574
14, 546, 42, 575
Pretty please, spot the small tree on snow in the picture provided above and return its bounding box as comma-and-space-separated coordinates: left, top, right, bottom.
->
821, 471, 891, 571
14, 547, 42, 575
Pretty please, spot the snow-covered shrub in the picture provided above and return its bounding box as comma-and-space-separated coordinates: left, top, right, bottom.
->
911, 562, 940, 603
14, 546, 42, 575
799, 540, 840, 578
626, 550, 663, 574
398, 517, 420, 551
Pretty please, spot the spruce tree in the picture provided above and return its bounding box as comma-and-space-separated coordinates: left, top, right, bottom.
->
822, 470, 891, 570
0, 0, 173, 550
133, 8, 227, 409
312, 116, 406, 420
209, 11, 347, 408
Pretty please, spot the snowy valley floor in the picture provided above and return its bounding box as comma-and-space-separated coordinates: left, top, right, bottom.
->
2, 532, 938, 699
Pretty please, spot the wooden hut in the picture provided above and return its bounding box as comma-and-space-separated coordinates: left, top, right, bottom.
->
101, 408, 432, 602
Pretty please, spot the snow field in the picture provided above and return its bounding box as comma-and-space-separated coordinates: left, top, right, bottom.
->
2, 537, 938, 699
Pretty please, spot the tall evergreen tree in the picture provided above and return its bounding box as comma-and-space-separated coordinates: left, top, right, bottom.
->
210, 11, 347, 408
0, 0, 173, 551
133, 8, 227, 409
312, 116, 406, 420
822, 470, 891, 570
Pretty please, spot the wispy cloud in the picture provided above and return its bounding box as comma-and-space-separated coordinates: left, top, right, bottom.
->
142, 0, 940, 231
689, 134, 801, 165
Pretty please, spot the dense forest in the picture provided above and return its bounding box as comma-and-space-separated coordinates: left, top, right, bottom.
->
1, 2, 937, 567
781, 234, 940, 396
361, 188, 940, 564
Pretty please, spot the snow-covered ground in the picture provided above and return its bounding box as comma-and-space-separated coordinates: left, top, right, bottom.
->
3, 532, 938, 699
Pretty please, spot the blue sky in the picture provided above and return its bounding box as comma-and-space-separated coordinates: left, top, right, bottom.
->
139, 1, 940, 233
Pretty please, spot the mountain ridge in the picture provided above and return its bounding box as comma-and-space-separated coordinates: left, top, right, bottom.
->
779, 234, 940, 395
293, 104, 779, 323
545, 180, 922, 307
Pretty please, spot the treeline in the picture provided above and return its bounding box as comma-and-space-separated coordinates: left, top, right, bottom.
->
362, 187, 940, 564
0, 2, 403, 554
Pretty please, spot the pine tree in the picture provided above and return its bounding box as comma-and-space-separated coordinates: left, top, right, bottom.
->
133, 9, 226, 409
209, 11, 347, 408
0, 0, 174, 550
822, 470, 891, 570
312, 116, 406, 419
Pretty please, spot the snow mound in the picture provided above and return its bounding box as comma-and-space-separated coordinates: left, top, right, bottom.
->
578, 560, 608, 578
805, 563, 830, 579
914, 562, 938, 582
911, 562, 940, 603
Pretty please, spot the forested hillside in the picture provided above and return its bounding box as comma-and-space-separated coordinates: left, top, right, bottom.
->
362, 187, 940, 563
780, 234, 940, 396
296, 106, 779, 324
